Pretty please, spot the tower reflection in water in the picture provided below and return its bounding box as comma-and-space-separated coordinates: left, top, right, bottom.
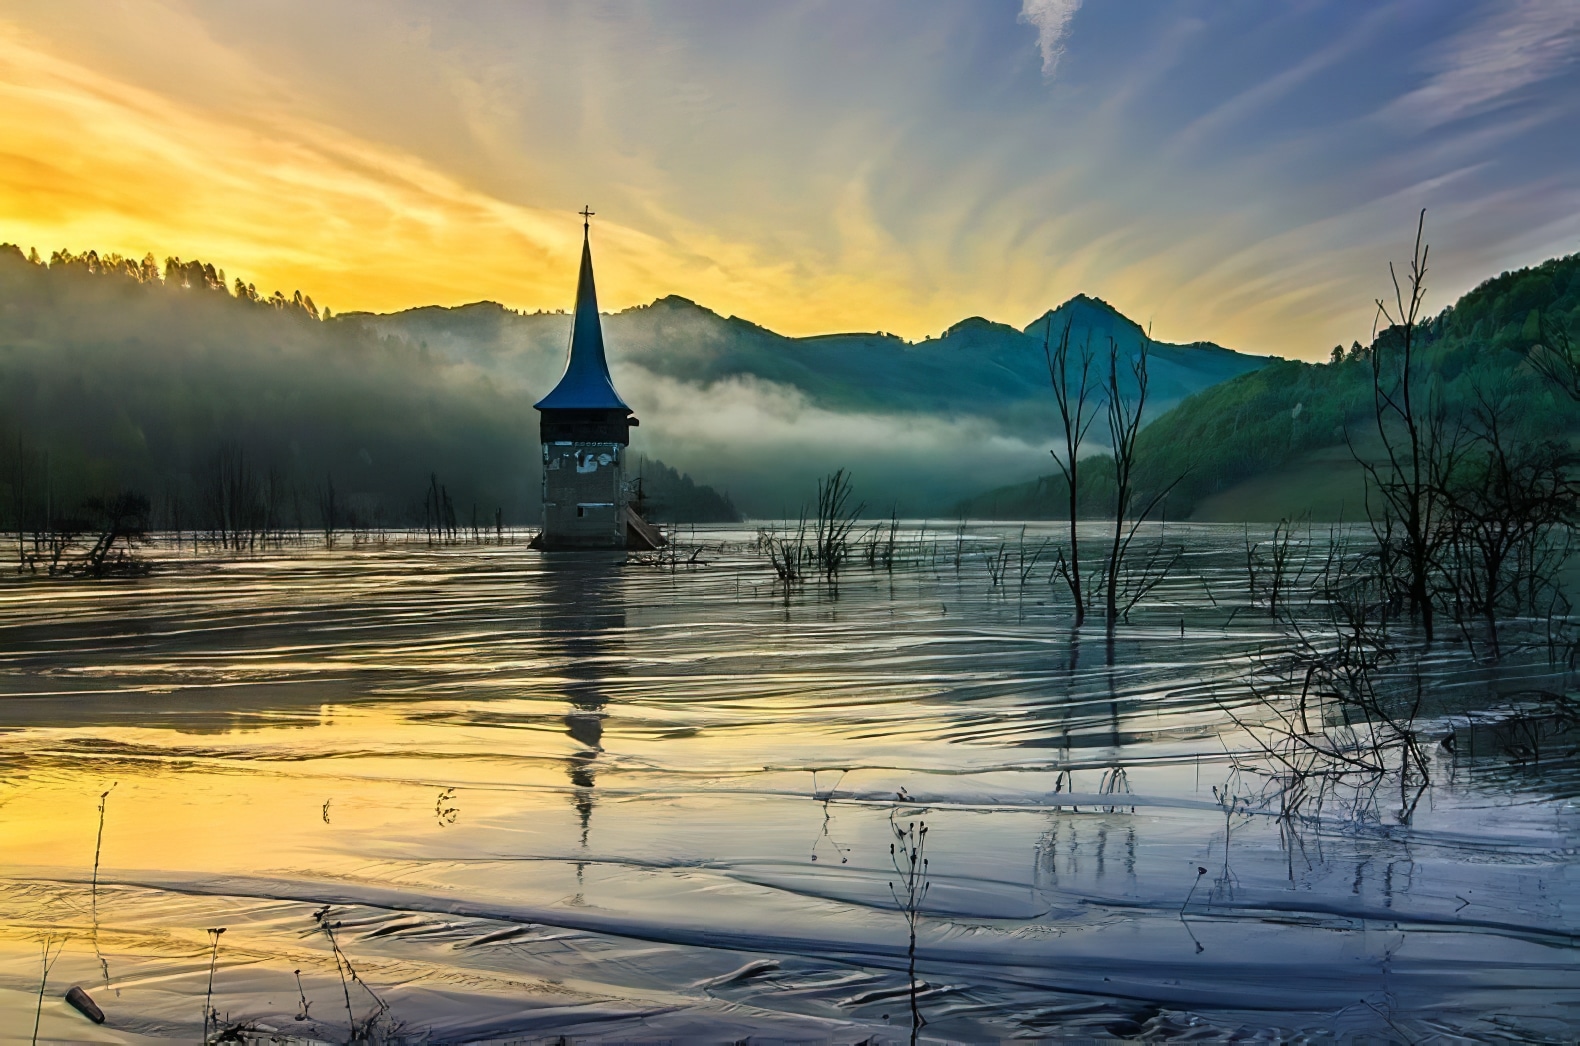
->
538, 556, 626, 894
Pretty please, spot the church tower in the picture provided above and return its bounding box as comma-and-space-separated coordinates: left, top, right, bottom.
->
534, 209, 661, 549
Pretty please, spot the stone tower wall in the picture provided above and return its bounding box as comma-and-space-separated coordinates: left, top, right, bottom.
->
542, 441, 627, 547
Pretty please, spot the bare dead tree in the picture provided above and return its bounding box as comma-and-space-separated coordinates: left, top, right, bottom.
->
424, 474, 459, 544
812, 468, 862, 580
1220, 535, 1433, 830
265, 466, 286, 548
425, 474, 441, 544
201, 443, 248, 550
1436, 389, 1577, 657
318, 473, 339, 549
9, 432, 34, 573
1245, 518, 1309, 620
81, 491, 150, 576
1100, 333, 1184, 627
1352, 209, 1457, 642
1044, 314, 1100, 625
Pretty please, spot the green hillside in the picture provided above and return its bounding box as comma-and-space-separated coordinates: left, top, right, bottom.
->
958, 251, 1580, 521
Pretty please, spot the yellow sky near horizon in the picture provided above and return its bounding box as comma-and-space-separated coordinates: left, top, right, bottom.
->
2, 3, 1576, 358
0, 22, 979, 342
0, 27, 639, 318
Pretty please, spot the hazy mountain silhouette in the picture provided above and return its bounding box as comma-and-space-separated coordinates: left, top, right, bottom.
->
0, 241, 1267, 519
349, 291, 1267, 512
356, 292, 1265, 436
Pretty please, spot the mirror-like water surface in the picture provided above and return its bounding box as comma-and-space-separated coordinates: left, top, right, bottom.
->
1, 525, 1576, 1042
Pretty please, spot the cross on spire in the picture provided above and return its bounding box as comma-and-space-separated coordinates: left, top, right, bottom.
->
580, 205, 595, 235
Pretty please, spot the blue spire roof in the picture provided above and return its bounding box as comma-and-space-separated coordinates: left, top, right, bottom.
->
534, 229, 631, 412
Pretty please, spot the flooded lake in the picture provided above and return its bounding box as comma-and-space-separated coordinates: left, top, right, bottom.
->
1, 523, 1576, 1042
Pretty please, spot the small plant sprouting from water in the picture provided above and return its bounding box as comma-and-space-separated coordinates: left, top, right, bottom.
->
755, 469, 866, 589
201, 926, 226, 1042
982, 543, 1011, 587
91, 781, 118, 995
809, 770, 850, 863
859, 512, 901, 571
887, 810, 930, 1046
436, 787, 459, 826
1178, 865, 1208, 953
31, 935, 64, 1046
813, 469, 863, 580
294, 968, 312, 1022
1017, 529, 1052, 588
759, 514, 808, 585
91, 781, 117, 899
313, 905, 392, 1041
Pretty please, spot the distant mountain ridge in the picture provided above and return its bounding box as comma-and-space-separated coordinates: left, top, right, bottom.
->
353, 291, 1268, 437
350, 291, 1269, 512
0, 238, 1271, 519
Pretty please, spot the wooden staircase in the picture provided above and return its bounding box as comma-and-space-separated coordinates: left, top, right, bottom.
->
625, 506, 666, 550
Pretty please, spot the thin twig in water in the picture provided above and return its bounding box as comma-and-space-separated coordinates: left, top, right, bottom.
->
202, 927, 226, 1041
315, 907, 357, 1033
888, 811, 931, 1046
91, 782, 117, 899
31, 936, 64, 1046
1179, 866, 1207, 953
313, 905, 390, 1039
294, 968, 312, 1022
91, 782, 117, 994
809, 770, 850, 863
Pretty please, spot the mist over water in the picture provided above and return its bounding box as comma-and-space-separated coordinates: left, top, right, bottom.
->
0, 525, 1575, 1042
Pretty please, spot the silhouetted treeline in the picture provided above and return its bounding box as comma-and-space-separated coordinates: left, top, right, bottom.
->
41, 246, 326, 318
632, 455, 741, 523
0, 241, 535, 526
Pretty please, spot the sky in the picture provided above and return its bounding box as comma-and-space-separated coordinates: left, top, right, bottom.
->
0, 0, 1577, 360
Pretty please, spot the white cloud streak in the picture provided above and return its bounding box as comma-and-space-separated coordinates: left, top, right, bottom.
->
1384, 0, 1580, 127
1019, 0, 1083, 79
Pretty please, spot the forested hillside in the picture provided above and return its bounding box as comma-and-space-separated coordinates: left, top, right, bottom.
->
958, 251, 1580, 520
0, 245, 735, 528
631, 456, 741, 524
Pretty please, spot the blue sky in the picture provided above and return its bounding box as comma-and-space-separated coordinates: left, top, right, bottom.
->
1, 0, 1577, 357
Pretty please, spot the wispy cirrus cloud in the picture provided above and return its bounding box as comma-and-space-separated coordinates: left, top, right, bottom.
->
1019, 0, 1083, 79
1383, 0, 1580, 127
